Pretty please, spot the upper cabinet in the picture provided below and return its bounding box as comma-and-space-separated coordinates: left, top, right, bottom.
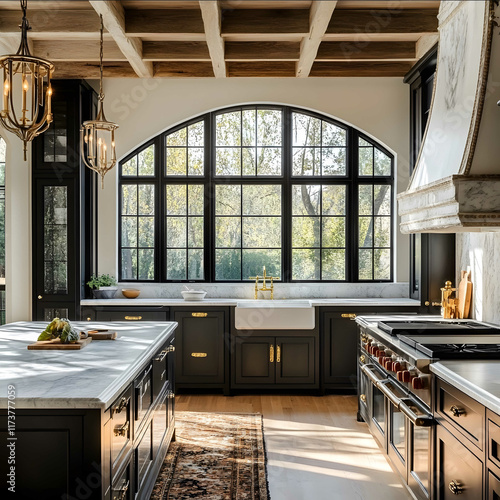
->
398, 1, 500, 233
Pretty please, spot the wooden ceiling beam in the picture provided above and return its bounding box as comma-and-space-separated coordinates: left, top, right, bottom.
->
0, 10, 100, 34
327, 9, 438, 34
89, 1, 153, 78
154, 62, 214, 77
142, 41, 210, 61
52, 62, 137, 79
33, 40, 126, 61
124, 9, 205, 36
225, 42, 300, 61
317, 41, 416, 61
310, 61, 414, 77
415, 33, 438, 60
227, 61, 296, 77
221, 9, 309, 35
296, 1, 337, 78
199, 1, 226, 78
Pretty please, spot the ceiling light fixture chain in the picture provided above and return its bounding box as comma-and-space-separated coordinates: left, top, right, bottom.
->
80, 14, 119, 189
0, 0, 54, 161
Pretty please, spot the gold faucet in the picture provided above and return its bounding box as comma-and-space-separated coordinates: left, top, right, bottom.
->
249, 266, 280, 299
432, 280, 458, 318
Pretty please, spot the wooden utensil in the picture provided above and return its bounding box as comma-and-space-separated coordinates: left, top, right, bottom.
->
85, 330, 117, 340
27, 337, 92, 350
457, 270, 472, 319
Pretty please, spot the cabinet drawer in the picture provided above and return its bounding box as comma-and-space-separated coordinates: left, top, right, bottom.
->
437, 379, 484, 451
152, 340, 174, 400
436, 424, 483, 500
111, 458, 132, 500
96, 311, 167, 322
489, 470, 500, 500
135, 422, 153, 495
489, 415, 500, 472
134, 364, 152, 428
111, 386, 133, 470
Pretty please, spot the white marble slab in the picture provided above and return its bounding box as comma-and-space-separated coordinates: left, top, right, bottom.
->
0, 321, 176, 410
82, 297, 421, 307
431, 361, 500, 415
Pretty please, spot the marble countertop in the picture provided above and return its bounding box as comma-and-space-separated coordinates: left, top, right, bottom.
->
81, 297, 421, 307
431, 361, 500, 415
0, 321, 177, 410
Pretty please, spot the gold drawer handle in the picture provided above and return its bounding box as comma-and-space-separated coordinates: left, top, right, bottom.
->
360, 394, 367, 404
360, 355, 366, 364
192, 312, 208, 318
168, 391, 175, 399
450, 405, 466, 417
191, 352, 207, 357
113, 420, 129, 437
276, 345, 281, 363
341, 313, 357, 320
125, 315, 142, 320
270, 345, 274, 363
113, 396, 129, 415
155, 350, 168, 362
449, 480, 464, 495
113, 479, 130, 500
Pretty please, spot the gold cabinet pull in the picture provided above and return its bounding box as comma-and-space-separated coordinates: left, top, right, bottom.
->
191, 352, 207, 358
276, 345, 281, 363
450, 405, 466, 417
448, 480, 464, 495
360, 394, 367, 404
113, 420, 129, 437
168, 391, 175, 399
192, 312, 208, 317
341, 313, 357, 320
154, 350, 168, 362
124, 315, 142, 320
360, 355, 366, 364
167, 345, 175, 352
270, 345, 274, 362
113, 396, 130, 415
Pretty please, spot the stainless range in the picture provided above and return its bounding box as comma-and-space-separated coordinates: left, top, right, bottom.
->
356, 316, 500, 500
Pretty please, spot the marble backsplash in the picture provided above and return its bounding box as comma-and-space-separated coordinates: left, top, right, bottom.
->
117, 282, 410, 300
456, 232, 500, 325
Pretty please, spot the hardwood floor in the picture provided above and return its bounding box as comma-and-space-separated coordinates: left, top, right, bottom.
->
176, 394, 411, 500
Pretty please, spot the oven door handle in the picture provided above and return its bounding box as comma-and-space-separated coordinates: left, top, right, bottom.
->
361, 364, 434, 427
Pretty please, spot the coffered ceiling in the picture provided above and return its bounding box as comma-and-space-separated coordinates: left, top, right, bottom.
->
0, 0, 439, 78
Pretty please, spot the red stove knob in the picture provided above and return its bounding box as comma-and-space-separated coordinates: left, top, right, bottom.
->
384, 358, 393, 370
378, 355, 385, 364
401, 370, 411, 383
392, 362, 401, 373
396, 371, 404, 381
412, 377, 423, 390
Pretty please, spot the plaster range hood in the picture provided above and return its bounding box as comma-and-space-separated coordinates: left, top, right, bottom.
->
398, 1, 500, 233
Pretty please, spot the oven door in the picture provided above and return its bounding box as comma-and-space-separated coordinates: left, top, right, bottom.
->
361, 364, 434, 499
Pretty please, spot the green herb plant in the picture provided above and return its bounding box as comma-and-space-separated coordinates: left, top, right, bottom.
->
86, 273, 117, 290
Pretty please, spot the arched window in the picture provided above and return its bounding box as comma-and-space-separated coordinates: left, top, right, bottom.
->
118, 105, 394, 283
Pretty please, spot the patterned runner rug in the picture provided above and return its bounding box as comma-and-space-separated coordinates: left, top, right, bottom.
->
150, 412, 270, 499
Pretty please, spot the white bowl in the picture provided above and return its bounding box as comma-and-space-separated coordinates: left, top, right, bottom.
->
181, 290, 207, 301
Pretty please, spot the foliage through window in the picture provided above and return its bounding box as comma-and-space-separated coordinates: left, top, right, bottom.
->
119, 106, 394, 283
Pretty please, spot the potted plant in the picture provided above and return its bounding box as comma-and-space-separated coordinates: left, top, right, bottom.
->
87, 274, 118, 299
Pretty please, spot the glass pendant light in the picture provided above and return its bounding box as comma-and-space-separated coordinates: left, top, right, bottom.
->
0, 0, 54, 161
80, 14, 118, 189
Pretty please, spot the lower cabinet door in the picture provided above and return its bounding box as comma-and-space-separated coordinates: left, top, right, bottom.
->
233, 336, 275, 385
489, 470, 500, 500
275, 337, 315, 385
135, 423, 153, 496
436, 424, 483, 499
112, 459, 132, 500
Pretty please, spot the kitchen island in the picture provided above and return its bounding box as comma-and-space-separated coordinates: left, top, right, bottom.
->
0, 321, 177, 500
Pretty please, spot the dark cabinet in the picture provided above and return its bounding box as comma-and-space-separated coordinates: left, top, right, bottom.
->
435, 423, 483, 500
172, 308, 229, 394
32, 80, 97, 321
489, 471, 500, 500
323, 312, 358, 390
82, 306, 169, 322
233, 334, 317, 388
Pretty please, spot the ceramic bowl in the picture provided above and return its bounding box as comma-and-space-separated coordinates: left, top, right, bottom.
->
181, 290, 207, 301
122, 288, 141, 299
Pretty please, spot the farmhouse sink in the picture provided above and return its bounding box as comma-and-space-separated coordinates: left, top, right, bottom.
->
234, 300, 315, 330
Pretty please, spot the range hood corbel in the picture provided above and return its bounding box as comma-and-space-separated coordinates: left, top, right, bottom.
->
398, 1, 500, 233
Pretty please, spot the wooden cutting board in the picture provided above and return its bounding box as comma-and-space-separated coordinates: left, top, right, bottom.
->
457, 269, 472, 319
28, 337, 93, 350
85, 330, 117, 340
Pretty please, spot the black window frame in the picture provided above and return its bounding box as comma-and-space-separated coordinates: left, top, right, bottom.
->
118, 105, 394, 284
